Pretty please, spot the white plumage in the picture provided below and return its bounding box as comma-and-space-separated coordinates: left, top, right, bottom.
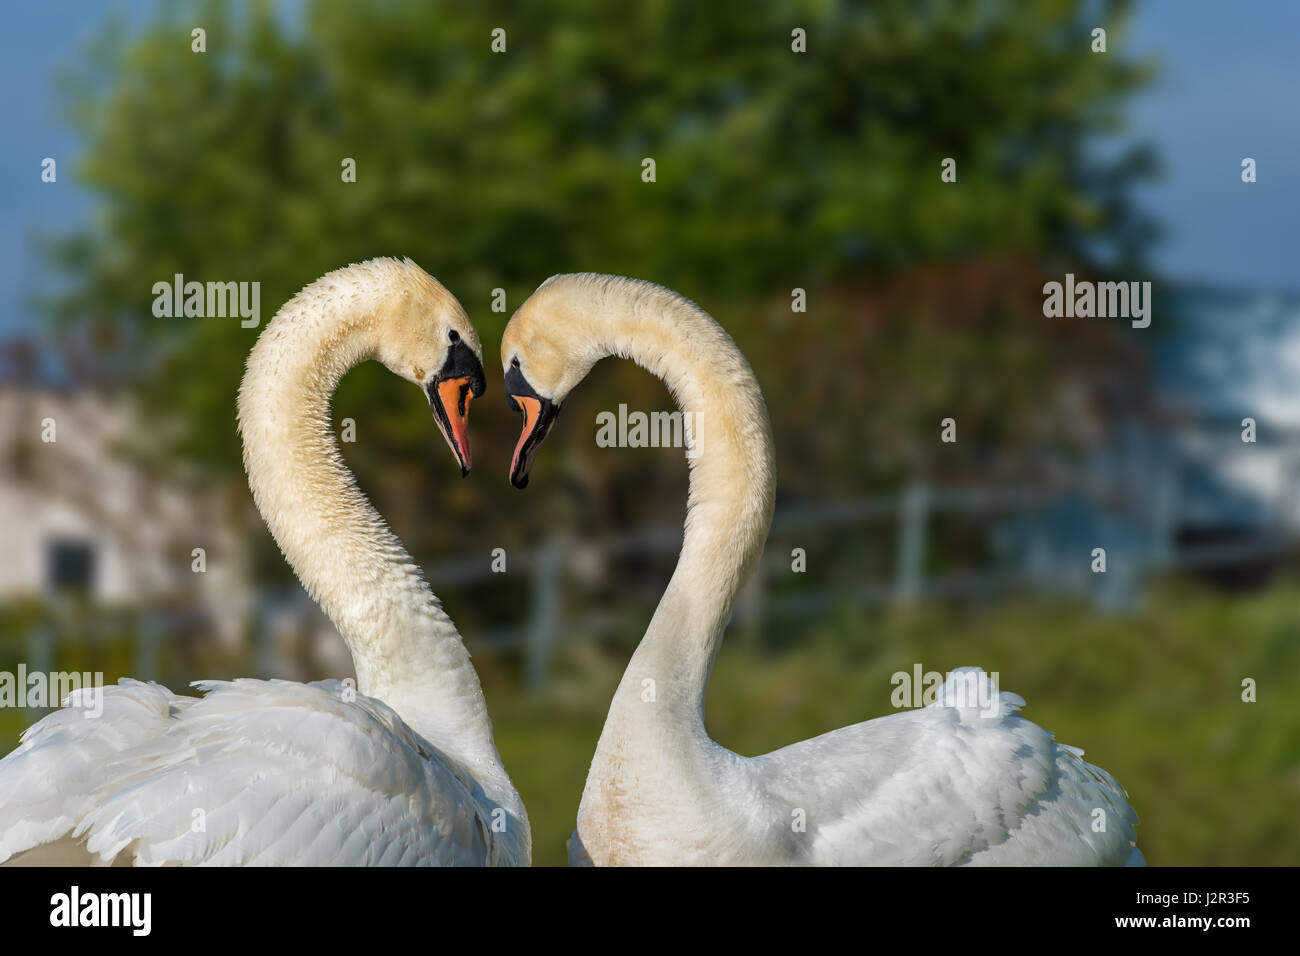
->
0, 260, 528, 866
1, 679, 505, 865
502, 274, 1142, 866
748, 669, 1142, 865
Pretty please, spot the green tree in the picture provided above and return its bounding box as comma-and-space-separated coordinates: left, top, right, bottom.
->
45, 0, 1156, 586
34, 0, 1191, 865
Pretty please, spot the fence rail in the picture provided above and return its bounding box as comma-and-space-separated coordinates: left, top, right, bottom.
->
424, 480, 1291, 687
8, 481, 1291, 700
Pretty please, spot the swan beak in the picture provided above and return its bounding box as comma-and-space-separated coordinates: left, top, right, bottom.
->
428, 342, 487, 477
435, 377, 476, 474
505, 366, 559, 489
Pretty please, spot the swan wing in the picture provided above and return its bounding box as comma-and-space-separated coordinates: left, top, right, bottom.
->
1, 678, 507, 866
751, 667, 1140, 865
0, 679, 192, 863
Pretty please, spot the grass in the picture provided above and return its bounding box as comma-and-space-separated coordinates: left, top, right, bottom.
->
491, 578, 1300, 865
3, 577, 1298, 866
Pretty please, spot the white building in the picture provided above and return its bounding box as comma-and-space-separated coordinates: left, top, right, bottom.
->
0, 384, 251, 646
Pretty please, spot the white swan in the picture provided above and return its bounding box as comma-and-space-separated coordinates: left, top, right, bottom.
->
501, 273, 1142, 866
0, 258, 530, 866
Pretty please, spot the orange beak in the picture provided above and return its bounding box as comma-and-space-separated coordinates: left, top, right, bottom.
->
509, 395, 542, 483
504, 366, 560, 489
433, 376, 477, 475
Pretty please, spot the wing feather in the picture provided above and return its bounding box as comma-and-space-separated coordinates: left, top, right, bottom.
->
1, 678, 504, 866
752, 667, 1140, 865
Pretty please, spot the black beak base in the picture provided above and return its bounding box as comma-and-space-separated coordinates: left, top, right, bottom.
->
427, 339, 487, 476
435, 339, 488, 399
505, 365, 559, 489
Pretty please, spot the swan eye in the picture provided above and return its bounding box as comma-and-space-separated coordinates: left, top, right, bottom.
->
448, 330, 460, 344
511, 357, 520, 369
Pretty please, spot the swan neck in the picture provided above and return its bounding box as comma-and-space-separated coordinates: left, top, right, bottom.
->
236, 273, 514, 805
584, 280, 776, 722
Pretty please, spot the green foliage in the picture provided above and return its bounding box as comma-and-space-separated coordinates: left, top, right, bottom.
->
47, 0, 1153, 485
24, 0, 1235, 867
5, 574, 1296, 866
493, 579, 1300, 865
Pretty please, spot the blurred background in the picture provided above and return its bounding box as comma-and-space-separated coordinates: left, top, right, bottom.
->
1, 0, 1297, 865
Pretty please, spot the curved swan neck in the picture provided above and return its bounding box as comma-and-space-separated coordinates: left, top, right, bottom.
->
558, 276, 776, 722
236, 263, 513, 800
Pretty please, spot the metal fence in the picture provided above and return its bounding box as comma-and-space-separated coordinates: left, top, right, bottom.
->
425, 476, 1293, 688
9, 477, 1291, 704
435, 482, 1104, 688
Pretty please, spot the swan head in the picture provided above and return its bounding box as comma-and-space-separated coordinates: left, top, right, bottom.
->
375, 261, 487, 476
500, 275, 606, 488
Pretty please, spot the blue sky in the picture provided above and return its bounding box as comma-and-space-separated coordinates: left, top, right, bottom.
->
0, 4, 148, 338
1, 1, 1297, 338
1124, 0, 1299, 292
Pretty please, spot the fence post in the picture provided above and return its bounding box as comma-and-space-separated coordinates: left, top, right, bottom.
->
895, 480, 929, 602
26, 623, 54, 726
525, 538, 564, 691
735, 560, 765, 645
134, 611, 162, 683
253, 594, 277, 678
1151, 459, 1178, 568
